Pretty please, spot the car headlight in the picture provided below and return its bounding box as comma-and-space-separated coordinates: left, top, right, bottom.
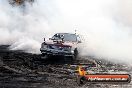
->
71, 50, 74, 53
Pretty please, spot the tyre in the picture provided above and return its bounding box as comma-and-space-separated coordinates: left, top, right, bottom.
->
73, 48, 78, 60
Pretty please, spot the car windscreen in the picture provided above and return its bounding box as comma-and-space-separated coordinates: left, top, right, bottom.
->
52, 33, 77, 42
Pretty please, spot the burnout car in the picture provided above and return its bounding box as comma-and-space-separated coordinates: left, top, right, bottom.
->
40, 33, 82, 60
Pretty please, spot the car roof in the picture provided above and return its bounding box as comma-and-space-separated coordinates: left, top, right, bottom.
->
55, 33, 76, 35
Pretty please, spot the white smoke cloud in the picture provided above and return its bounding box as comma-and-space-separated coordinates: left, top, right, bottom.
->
0, 0, 132, 63
54, 0, 132, 64
0, 0, 58, 53
9, 37, 41, 53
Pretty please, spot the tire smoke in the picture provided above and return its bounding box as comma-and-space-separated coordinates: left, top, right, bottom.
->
0, 0, 132, 63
